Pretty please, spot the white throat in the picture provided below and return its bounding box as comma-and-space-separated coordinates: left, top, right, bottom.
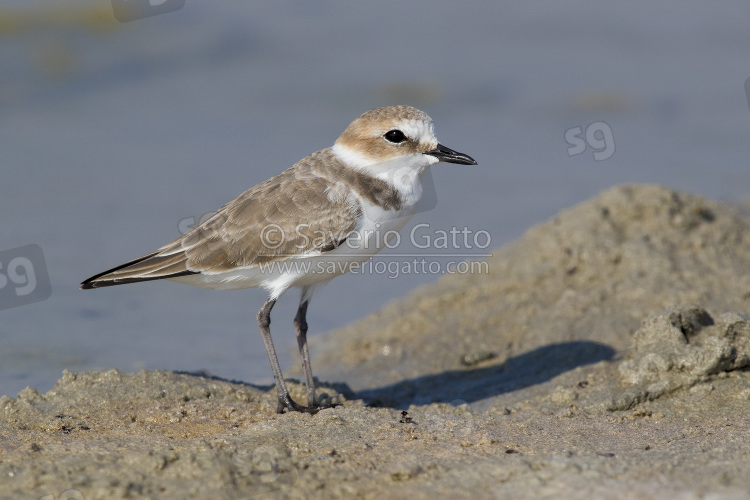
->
331, 143, 438, 209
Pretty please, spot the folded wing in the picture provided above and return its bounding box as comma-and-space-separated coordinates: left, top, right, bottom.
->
81, 151, 361, 289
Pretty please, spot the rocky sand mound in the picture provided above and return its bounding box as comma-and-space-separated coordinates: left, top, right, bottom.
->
2, 184, 750, 499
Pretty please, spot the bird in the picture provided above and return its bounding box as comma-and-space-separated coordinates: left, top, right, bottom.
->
81, 105, 477, 414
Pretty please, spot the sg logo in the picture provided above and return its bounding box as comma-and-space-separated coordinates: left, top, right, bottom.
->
565, 121, 615, 161
177, 211, 216, 235
111, 0, 186, 23
0, 244, 52, 311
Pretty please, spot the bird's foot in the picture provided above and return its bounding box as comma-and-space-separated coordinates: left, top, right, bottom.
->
275, 395, 339, 414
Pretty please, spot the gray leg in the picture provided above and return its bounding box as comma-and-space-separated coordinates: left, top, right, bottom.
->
256, 297, 326, 414
294, 296, 317, 407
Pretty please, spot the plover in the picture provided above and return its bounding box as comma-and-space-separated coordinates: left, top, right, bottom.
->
81, 105, 477, 413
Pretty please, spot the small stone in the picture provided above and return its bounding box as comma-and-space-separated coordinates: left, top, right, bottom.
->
461, 351, 496, 367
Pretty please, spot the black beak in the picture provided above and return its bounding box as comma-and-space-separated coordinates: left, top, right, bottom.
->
424, 143, 477, 165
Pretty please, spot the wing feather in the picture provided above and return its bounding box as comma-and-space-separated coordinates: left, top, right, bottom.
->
80, 149, 362, 289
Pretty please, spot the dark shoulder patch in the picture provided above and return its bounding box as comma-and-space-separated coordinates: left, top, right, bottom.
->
311, 150, 403, 211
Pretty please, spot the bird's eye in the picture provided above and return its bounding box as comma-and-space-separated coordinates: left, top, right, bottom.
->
384, 130, 407, 144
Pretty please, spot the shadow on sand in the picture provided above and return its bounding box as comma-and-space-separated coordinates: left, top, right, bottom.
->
174, 340, 615, 410
355, 341, 616, 408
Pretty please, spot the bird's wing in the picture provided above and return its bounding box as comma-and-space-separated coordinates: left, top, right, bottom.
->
81, 152, 362, 289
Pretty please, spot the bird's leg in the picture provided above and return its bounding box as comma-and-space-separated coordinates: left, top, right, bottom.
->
256, 297, 325, 414
294, 297, 318, 407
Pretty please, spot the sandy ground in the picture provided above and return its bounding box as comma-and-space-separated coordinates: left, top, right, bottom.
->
2, 184, 750, 500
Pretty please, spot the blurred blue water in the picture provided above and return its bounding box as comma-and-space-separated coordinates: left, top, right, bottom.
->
1, 0, 749, 397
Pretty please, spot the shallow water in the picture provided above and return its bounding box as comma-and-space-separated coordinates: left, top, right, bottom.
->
1, 0, 749, 397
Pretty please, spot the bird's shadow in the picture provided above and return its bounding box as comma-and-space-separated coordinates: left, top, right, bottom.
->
354, 341, 616, 409
174, 340, 615, 410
